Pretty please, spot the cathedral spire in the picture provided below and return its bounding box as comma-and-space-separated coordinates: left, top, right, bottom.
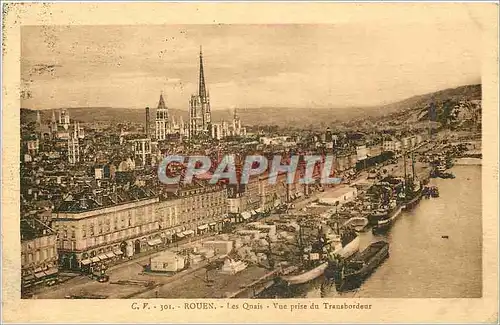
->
199, 46, 207, 100
157, 92, 166, 110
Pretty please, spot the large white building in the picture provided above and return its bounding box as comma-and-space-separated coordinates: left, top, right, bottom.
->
383, 133, 427, 154
383, 139, 402, 153
58, 109, 70, 130
51, 184, 228, 271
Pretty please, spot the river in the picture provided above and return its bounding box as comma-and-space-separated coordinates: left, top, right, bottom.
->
268, 165, 482, 298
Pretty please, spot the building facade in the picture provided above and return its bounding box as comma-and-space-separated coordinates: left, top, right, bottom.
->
226, 175, 261, 214
51, 185, 228, 272
168, 115, 188, 137
21, 218, 58, 291
383, 139, 402, 153
259, 172, 288, 212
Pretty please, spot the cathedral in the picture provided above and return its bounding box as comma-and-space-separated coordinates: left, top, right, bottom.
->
188, 47, 212, 138
152, 46, 246, 141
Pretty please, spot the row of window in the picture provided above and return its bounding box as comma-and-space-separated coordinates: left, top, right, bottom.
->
56, 213, 226, 251
23, 236, 55, 250
55, 207, 225, 240
58, 225, 153, 250
21, 247, 57, 266
53, 195, 227, 238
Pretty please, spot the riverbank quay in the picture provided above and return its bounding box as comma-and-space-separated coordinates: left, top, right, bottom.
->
303, 165, 481, 299
133, 265, 274, 299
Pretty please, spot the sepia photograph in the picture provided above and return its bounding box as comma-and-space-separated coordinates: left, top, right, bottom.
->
2, 2, 498, 324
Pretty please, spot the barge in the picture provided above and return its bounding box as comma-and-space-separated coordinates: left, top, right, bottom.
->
327, 241, 390, 292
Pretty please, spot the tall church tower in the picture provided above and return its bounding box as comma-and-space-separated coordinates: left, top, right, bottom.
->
68, 123, 80, 164
155, 93, 169, 140
198, 47, 211, 127
50, 110, 57, 136
189, 47, 211, 138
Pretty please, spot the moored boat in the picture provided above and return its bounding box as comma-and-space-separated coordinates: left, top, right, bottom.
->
402, 189, 422, 211
367, 209, 388, 226
371, 217, 392, 234
280, 262, 329, 286
279, 229, 360, 286
423, 185, 438, 199
343, 217, 369, 232
326, 241, 390, 292
371, 204, 403, 234
430, 186, 439, 198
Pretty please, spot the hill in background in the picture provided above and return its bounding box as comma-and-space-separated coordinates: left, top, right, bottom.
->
21, 84, 481, 128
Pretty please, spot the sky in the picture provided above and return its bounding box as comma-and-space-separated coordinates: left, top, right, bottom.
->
21, 22, 481, 111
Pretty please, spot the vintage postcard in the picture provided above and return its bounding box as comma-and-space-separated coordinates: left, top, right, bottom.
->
2, 2, 498, 324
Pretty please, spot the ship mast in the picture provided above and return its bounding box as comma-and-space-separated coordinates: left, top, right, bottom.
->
267, 239, 275, 269
403, 148, 407, 192
411, 152, 416, 182
298, 226, 304, 264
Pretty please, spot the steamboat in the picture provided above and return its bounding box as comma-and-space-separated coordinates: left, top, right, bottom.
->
371, 203, 403, 234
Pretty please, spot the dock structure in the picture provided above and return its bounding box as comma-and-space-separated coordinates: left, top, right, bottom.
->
226, 266, 297, 298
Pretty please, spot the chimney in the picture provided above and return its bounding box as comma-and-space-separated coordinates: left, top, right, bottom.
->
145, 107, 150, 138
